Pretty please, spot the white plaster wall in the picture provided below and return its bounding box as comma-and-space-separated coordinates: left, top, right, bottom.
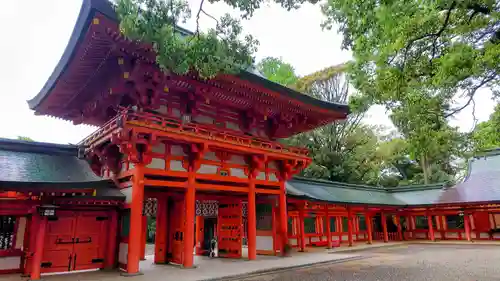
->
198, 164, 218, 174
256, 172, 266, 180
256, 236, 273, 251
446, 232, 459, 238
203, 151, 218, 161
268, 173, 278, 182
415, 232, 427, 239
493, 233, 500, 239
194, 115, 214, 125
342, 235, 349, 240
226, 121, 241, 131
118, 243, 128, 265
480, 232, 489, 239
157, 105, 168, 115
171, 145, 186, 156
435, 232, 442, 239
170, 160, 187, 171
289, 238, 297, 245
152, 143, 166, 154
230, 168, 246, 178
15, 217, 26, 249
228, 155, 246, 165
172, 108, 181, 118
0, 257, 20, 270
121, 187, 133, 204
147, 158, 166, 169
311, 237, 320, 242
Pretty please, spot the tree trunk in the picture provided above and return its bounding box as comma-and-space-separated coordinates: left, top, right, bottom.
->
420, 153, 430, 185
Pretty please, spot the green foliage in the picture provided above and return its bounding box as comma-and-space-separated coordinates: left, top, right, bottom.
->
472, 103, 500, 151
256, 57, 298, 87
321, 0, 500, 115
116, 0, 320, 79
116, 0, 259, 78
17, 136, 34, 142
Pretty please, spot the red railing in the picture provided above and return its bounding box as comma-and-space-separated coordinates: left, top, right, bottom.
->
79, 110, 310, 158
374, 232, 399, 241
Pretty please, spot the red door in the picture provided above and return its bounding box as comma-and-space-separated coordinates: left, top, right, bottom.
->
218, 201, 243, 258
41, 211, 110, 273
168, 199, 185, 265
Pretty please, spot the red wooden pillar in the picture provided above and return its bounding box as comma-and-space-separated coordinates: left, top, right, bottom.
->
325, 207, 332, 248
441, 215, 448, 240
127, 165, 145, 275
155, 197, 168, 264
104, 210, 118, 269
347, 210, 354, 247
464, 213, 472, 242
140, 215, 147, 260
427, 215, 435, 242
183, 167, 196, 268
381, 212, 388, 243
298, 208, 306, 252
195, 216, 204, 256
30, 215, 47, 281
247, 174, 257, 260
279, 181, 288, 255
337, 216, 342, 242
396, 216, 403, 241
366, 213, 373, 244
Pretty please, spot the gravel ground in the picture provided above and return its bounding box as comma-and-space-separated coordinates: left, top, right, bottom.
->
240, 244, 500, 281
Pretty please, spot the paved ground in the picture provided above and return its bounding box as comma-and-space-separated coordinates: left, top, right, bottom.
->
240, 244, 500, 281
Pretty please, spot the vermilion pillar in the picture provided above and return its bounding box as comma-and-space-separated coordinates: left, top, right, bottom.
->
195, 216, 204, 256
127, 165, 145, 275
427, 215, 435, 241
141, 215, 147, 260
279, 181, 288, 255
30, 215, 47, 280
381, 212, 388, 243
247, 174, 257, 260
298, 208, 306, 252
183, 167, 196, 268
366, 213, 373, 244
325, 208, 332, 249
396, 216, 403, 241
104, 211, 118, 269
464, 213, 472, 241
155, 197, 168, 264
347, 211, 354, 247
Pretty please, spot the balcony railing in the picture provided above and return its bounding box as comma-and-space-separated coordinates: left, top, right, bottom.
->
79, 110, 309, 158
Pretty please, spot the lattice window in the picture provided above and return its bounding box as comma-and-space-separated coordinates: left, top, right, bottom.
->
0, 216, 16, 250
446, 215, 464, 229
304, 217, 316, 234
256, 204, 272, 231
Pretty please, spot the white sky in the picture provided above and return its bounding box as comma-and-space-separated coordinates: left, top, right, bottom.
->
0, 0, 495, 144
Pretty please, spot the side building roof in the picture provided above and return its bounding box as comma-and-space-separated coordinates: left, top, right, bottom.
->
0, 138, 124, 200
287, 151, 500, 206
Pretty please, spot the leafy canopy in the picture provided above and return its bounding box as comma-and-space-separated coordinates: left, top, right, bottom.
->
321, 0, 500, 117
256, 57, 298, 87
116, 0, 317, 78
472, 103, 500, 151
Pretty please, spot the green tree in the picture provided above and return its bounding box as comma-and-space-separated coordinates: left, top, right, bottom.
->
256, 57, 298, 87
472, 103, 500, 151
321, 0, 500, 118
116, 0, 317, 79
17, 136, 34, 142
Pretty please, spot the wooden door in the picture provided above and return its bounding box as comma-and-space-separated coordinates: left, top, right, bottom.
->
72, 211, 108, 271
42, 211, 77, 273
217, 201, 243, 258
41, 211, 110, 273
168, 199, 185, 265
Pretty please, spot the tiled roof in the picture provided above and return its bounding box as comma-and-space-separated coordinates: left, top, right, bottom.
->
0, 138, 124, 200
287, 151, 500, 207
